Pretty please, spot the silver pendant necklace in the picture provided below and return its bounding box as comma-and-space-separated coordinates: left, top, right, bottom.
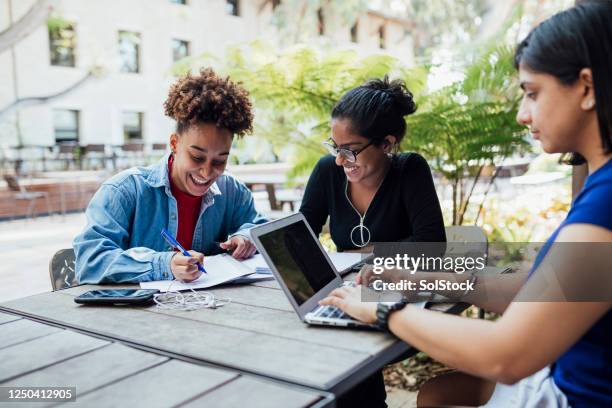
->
344, 176, 386, 248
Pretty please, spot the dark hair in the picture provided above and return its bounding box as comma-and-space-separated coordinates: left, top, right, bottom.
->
163, 67, 253, 137
514, 0, 612, 165
331, 76, 417, 145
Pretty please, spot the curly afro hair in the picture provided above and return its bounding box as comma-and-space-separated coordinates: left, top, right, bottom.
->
164, 68, 253, 137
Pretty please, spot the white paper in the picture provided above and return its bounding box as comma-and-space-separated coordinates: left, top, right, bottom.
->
239, 252, 369, 274
327, 252, 370, 272
140, 254, 252, 292
239, 254, 271, 274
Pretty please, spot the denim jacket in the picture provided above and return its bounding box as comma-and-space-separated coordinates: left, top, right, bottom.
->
73, 153, 268, 284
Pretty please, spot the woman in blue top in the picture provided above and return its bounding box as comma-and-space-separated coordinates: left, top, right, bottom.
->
74, 68, 266, 284
320, 1, 612, 407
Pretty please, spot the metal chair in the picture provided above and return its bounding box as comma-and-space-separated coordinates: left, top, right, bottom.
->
81, 144, 110, 170
3, 174, 53, 219
56, 142, 81, 170
118, 142, 145, 168
146, 143, 167, 164
444, 226, 488, 258
49, 248, 78, 290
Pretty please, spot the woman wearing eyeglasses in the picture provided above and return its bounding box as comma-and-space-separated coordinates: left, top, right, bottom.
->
299, 77, 446, 408
299, 76, 446, 252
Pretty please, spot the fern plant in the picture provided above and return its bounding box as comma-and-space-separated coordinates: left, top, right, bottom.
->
405, 45, 530, 224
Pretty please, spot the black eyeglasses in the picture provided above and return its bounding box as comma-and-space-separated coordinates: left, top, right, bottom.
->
322, 138, 374, 163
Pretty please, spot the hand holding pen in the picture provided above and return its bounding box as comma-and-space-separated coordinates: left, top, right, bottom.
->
161, 229, 206, 283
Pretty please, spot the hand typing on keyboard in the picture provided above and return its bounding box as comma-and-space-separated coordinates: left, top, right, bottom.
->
319, 284, 378, 324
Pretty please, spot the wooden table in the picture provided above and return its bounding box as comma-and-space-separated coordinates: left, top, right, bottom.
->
0, 311, 332, 407
0, 279, 466, 406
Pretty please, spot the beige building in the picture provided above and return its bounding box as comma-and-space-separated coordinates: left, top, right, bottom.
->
0, 0, 414, 153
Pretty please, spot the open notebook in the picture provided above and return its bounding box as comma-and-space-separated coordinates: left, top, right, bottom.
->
140, 254, 268, 292
140, 252, 367, 292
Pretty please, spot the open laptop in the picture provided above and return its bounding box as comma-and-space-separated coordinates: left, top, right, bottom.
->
250, 213, 378, 329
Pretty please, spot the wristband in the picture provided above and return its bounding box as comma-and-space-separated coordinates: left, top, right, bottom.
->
375, 301, 407, 331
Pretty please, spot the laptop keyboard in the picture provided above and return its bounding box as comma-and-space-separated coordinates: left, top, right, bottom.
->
312, 305, 351, 320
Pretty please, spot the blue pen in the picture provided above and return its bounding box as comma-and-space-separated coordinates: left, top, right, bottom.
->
161, 229, 207, 274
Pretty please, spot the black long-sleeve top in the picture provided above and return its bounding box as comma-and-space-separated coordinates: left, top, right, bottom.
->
299, 153, 446, 250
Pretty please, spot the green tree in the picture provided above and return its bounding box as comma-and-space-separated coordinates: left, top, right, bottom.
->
259, 0, 368, 45
369, 0, 490, 58
405, 45, 530, 225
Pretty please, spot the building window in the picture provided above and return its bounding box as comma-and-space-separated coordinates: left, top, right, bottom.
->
169, 0, 187, 4
118, 31, 141, 73
350, 21, 358, 43
317, 8, 325, 35
226, 0, 239, 16
123, 112, 143, 141
378, 25, 386, 49
53, 109, 79, 143
49, 21, 76, 67
172, 39, 190, 62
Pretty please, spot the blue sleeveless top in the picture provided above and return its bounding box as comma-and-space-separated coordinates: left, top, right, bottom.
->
530, 159, 612, 408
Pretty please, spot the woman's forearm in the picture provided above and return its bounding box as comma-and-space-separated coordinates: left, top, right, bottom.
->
388, 306, 513, 381
381, 270, 527, 314
463, 272, 527, 314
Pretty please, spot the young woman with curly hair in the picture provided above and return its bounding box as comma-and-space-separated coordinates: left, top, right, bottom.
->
74, 68, 266, 284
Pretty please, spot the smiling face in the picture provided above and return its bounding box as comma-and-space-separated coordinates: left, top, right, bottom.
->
169, 123, 232, 196
330, 118, 392, 184
516, 65, 596, 155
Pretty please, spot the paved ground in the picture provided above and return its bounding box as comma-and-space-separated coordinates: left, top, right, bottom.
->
0, 212, 86, 302
0, 191, 277, 302
387, 387, 418, 408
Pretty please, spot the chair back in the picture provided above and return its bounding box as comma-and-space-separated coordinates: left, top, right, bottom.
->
49, 248, 78, 290
122, 143, 144, 152
444, 225, 488, 261
83, 144, 106, 154
3, 174, 24, 193
58, 142, 79, 154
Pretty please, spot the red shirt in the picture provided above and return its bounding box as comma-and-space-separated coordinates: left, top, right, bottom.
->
168, 155, 201, 250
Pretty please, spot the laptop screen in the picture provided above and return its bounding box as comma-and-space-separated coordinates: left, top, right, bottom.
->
258, 218, 337, 305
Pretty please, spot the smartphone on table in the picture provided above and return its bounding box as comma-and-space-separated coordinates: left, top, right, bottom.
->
74, 289, 159, 305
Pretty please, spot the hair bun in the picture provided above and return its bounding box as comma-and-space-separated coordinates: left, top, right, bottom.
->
364, 75, 417, 116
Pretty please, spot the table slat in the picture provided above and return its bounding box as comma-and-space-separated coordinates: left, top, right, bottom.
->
58, 359, 237, 408
184, 376, 324, 408
0, 319, 60, 349
59, 284, 294, 312
153, 301, 393, 352
0, 312, 21, 325
3, 343, 167, 403
55, 284, 393, 351
0, 330, 108, 383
